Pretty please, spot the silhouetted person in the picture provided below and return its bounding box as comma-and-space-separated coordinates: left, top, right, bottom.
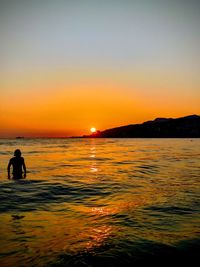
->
8, 149, 26, 179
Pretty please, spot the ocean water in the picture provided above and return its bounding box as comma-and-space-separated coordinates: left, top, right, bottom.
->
0, 138, 199, 266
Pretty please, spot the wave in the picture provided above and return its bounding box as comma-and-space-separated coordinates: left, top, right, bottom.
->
145, 205, 199, 215
48, 238, 200, 267
0, 181, 112, 213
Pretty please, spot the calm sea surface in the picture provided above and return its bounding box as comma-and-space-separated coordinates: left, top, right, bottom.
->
0, 138, 200, 266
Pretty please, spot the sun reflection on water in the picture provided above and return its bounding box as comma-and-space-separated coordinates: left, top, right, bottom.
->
89, 142, 99, 176
85, 225, 113, 251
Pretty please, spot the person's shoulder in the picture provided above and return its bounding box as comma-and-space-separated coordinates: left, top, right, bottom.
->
9, 157, 15, 164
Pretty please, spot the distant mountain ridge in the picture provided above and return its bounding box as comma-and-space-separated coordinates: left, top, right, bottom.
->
86, 115, 200, 138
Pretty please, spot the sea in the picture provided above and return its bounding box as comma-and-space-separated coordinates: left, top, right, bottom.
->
0, 138, 200, 267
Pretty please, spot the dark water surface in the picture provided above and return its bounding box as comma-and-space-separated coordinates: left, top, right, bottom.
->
0, 138, 200, 266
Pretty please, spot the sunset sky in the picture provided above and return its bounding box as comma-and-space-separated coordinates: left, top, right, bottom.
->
0, 0, 199, 137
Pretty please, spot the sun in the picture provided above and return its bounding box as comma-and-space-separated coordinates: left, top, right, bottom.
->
90, 127, 96, 133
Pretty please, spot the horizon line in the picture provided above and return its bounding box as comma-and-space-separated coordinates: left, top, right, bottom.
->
1, 114, 199, 139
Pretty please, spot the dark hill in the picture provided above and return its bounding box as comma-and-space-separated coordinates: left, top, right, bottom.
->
87, 115, 200, 138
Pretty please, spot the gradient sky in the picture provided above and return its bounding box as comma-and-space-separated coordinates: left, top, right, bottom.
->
0, 0, 200, 137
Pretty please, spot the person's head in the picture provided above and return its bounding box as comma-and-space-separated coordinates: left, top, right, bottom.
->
14, 149, 21, 157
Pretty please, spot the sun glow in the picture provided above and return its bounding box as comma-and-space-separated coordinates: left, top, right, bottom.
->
90, 127, 96, 133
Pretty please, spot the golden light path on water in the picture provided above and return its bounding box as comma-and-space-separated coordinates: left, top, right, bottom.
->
0, 138, 200, 266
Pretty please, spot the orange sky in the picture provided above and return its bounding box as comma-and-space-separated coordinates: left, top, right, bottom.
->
1, 67, 199, 137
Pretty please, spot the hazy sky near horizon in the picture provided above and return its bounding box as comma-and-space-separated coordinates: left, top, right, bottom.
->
0, 0, 200, 137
